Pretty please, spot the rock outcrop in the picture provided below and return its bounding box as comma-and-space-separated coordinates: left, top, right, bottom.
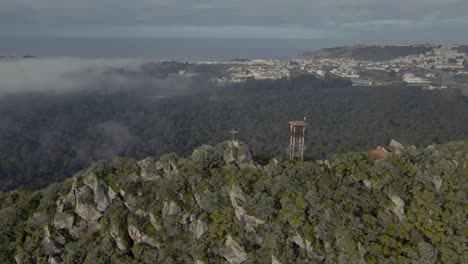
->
137, 157, 162, 181
223, 235, 247, 264
190, 219, 208, 239
128, 225, 159, 248
229, 185, 265, 232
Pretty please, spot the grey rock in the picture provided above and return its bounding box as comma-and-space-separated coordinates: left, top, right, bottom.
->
272, 255, 282, 264
149, 212, 163, 231
108, 186, 117, 201
128, 225, 159, 248
291, 232, 313, 253
162, 200, 182, 217
223, 235, 247, 264
229, 186, 265, 232
48, 256, 59, 264
363, 179, 372, 189
43, 226, 60, 256
137, 157, 162, 181
389, 195, 405, 221
75, 186, 102, 221
223, 140, 255, 165
110, 223, 130, 252
53, 212, 74, 230
124, 194, 138, 212
190, 219, 208, 239
83, 173, 109, 212
389, 139, 404, 154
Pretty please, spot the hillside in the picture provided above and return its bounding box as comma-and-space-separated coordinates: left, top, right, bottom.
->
303, 45, 435, 61
1, 140, 467, 263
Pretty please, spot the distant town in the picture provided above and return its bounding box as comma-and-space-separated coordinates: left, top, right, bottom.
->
181, 44, 468, 91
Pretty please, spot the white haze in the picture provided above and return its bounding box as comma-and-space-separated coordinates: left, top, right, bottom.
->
0, 57, 192, 95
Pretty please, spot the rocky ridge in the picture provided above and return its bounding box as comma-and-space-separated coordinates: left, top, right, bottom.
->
0, 140, 467, 263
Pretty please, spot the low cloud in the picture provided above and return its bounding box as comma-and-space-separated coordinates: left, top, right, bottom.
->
74, 121, 137, 160
0, 57, 192, 96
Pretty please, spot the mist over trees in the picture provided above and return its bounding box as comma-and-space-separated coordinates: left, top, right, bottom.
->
0, 61, 467, 190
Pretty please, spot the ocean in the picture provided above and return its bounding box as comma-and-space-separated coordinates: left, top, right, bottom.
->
0, 36, 341, 61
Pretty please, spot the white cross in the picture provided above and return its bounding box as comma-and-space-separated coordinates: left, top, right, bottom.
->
228, 128, 239, 141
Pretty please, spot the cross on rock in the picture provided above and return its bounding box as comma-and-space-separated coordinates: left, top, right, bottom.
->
228, 128, 239, 142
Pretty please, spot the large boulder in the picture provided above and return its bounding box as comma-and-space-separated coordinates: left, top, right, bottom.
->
137, 157, 162, 181
83, 173, 109, 212
223, 235, 247, 264
75, 186, 102, 222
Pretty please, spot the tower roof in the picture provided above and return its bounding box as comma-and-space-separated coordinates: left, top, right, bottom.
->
289, 121, 307, 127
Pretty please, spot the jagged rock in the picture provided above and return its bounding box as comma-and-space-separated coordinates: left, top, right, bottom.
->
137, 157, 162, 181
389, 195, 405, 221
57, 177, 78, 213
108, 186, 117, 201
223, 235, 247, 264
124, 194, 138, 212
229, 185, 265, 232
162, 200, 181, 217
180, 213, 191, 225
291, 232, 324, 260
128, 225, 159, 248
53, 212, 74, 230
223, 140, 254, 165
272, 255, 282, 264
54, 233, 66, 245
149, 212, 163, 231
110, 224, 130, 252
15, 254, 23, 264
75, 186, 102, 221
163, 160, 178, 174
291, 232, 313, 253
190, 219, 208, 239
83, 173, 109, 212
43, 226, 60, 256
69, 220, 101, 240
389, 139, 404, 154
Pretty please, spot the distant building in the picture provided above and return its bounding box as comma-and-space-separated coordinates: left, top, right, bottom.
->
352, 79, 372, 86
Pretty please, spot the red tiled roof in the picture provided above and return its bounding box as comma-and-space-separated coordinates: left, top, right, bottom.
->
368, 147, 388, 160
289, 121, 307, 127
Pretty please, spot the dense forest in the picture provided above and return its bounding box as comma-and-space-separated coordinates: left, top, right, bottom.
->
304, 45, 435, 61
1, 67, 467, 190
0, 139, 467, 263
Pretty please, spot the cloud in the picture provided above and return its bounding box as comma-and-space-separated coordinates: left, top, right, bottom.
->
0, 0, 467, 41
0, 57, 192, 95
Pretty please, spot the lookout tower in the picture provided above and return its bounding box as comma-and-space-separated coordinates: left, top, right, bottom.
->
288, 117, 307, 161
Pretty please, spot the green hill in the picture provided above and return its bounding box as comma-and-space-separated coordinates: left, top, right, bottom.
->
304, 45, 435, 61
0, 140, 467, 263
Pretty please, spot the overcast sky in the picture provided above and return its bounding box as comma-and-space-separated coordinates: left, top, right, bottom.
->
1, 0, 467, 42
